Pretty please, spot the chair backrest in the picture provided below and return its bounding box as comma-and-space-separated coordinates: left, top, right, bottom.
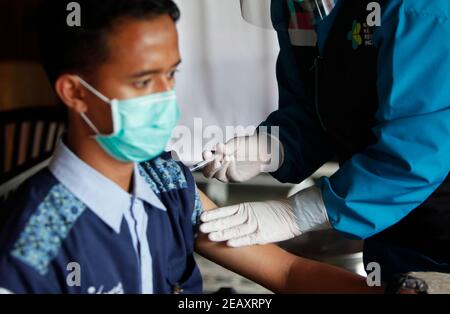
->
0, 106, 66, 186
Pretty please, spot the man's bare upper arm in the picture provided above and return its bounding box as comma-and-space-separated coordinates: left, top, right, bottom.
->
198, 189, 217, 212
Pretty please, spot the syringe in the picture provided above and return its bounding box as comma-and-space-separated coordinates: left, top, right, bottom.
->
189, 160, 213, 172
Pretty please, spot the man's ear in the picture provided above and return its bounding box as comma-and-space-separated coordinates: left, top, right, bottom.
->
54, 74, 88, 113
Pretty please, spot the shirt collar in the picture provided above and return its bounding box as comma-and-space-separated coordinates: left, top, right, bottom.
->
49, 141, 166, 234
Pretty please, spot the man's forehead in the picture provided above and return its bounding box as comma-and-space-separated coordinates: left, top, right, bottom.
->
104, 16, 179, 68
108, 15, 177, 46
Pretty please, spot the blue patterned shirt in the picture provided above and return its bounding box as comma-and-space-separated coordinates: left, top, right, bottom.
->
0, 142, 204, 294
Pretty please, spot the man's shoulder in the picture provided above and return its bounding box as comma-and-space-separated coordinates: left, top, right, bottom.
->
137, 152, 201, 224
0, 168, 87, 276
1, 168, 59, 230
137, 152, 192, 195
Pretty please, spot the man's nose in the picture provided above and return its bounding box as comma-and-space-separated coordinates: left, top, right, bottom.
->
154, 76, 173, 93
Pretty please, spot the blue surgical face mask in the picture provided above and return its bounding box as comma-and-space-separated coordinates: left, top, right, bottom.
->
77, 76, 180, 163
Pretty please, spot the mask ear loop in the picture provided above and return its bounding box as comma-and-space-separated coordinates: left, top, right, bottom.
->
77, 76, 112, 136
80, 112, 102, 135
77, 76, 111, 104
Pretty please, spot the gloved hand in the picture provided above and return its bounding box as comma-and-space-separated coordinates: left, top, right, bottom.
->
201, 133, 284, 183
199, 186, 330, 247
200, 200, 301, 247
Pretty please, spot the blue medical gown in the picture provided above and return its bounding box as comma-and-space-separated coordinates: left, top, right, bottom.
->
263, 0, 450, 239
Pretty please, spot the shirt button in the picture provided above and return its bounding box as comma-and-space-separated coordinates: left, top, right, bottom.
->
173, 283, 184, 294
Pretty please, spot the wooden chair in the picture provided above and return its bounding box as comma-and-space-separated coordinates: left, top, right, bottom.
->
0, 106, 66, 199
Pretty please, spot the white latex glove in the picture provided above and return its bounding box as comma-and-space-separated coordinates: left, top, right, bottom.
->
199, 186, 330, 247
202, 133, 284, 183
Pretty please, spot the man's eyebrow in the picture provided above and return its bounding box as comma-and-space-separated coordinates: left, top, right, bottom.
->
129, 60, 182, 78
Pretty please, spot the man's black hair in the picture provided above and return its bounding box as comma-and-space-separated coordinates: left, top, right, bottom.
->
37, 0, 180, 84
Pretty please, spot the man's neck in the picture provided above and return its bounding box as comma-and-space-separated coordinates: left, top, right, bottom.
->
66, 131, 134, 193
